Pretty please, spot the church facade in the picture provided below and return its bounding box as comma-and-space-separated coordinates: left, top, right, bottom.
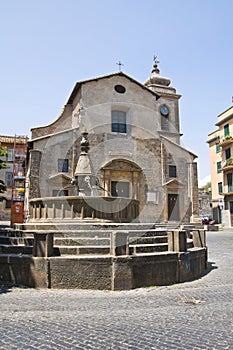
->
27, 61, 199, 223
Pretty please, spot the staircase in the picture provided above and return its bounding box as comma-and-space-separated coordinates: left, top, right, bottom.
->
0, 222, 195, 257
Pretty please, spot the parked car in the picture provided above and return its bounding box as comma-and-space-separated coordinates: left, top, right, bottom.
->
200, 215, 215, 225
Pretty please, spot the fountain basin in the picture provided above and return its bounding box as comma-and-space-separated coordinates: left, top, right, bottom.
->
29, 196, 140, 223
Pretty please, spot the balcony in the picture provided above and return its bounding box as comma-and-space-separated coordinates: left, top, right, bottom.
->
14, 175, 26, 180
221, 158, 233, 171
219, 135, 233, 148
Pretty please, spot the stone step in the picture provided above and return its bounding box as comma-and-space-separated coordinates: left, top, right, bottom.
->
14, 222, 157, 231
16, 229, 169, 240
54, 237, 110, 246
0, 236, 33, 246
53, 235, 168, 247
129, 230, 168, 238
130, 236, 167, 244
54, 241, 170, 256
54, 245, 110, 256
0, 244, 32, 255
14, 222, 183, 232
131, 243, 168, 254
0, 229, 24, 237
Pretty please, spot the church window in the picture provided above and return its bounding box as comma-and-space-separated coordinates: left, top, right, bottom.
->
161, 115, 169, 131
114, 85, 126, 94
58, 159, 69, 173
111, 110, 127, 133
169, 165, 177, 178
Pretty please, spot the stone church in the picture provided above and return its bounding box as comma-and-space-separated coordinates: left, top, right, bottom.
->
26, 60, 199, 223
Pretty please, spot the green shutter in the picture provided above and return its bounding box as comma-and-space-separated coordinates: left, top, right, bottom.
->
224, 124, 230, 137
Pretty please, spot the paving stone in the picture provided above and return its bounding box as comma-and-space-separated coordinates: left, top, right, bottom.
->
0, 230, 233, 349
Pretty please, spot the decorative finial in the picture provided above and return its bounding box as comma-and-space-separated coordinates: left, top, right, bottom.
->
152, 55, 160, 74
153, 55, 159, 65
116, 61, 124, 72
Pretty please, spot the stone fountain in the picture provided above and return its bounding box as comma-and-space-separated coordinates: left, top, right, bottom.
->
28, 130, 139, 224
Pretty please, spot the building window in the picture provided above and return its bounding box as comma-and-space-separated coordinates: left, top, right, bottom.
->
6, 148, 13, 161
161, 115, 169, 131
111, 110, 126, 133
169, 165, 177, 178
227, 173, 233, 192
58, 159, 69, 173
5, 172, 13, 187
52, 189, 68, 197
224, 124, 230, 137
216, 145, 220, 153
5, 200, 11, 209
217, 161, 222, 173
225, 148, 231, 160
218, 182, 223, 194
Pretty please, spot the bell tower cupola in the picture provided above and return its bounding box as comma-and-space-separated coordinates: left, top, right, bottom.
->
144, 56, 171, 89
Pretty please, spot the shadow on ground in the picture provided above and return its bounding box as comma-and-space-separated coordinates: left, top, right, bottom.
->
0, 284, 13, 294
199, 261, 218, 279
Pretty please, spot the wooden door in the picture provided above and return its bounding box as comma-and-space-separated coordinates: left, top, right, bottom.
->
168, 194, 180, 221
111, 181, 129, 198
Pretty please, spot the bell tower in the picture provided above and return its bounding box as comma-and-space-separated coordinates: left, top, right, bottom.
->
144, 57, 182, 142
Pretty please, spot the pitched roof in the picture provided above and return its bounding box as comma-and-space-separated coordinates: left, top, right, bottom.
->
66, 71, 160, 104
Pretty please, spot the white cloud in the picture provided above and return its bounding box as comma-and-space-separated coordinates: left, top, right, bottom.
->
199, 175, 211, 188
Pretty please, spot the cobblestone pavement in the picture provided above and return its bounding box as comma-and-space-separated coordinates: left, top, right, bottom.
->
0, 230, 232, 350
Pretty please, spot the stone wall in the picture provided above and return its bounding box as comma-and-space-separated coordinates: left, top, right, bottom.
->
0, 248, 207, 290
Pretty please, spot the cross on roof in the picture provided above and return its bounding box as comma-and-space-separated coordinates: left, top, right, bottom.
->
153, 55, 159, 65
116, 61, 124, 72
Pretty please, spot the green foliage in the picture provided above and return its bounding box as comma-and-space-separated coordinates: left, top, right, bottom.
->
202, 181, 212, 193
0, 144, 8, 201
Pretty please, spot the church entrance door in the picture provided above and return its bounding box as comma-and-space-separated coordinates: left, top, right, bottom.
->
168, 194, 180, 221
111, 181, 129, 198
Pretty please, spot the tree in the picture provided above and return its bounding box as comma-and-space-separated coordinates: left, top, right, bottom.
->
0, 145, 8, 201
202, 181, 212, 193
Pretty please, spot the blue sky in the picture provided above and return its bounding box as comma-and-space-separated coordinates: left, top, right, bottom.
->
1, 0, 233, 183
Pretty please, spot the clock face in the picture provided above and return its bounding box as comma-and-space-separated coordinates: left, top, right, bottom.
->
160, 105, 169, 116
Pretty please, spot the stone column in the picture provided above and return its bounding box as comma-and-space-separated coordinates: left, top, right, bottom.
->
132, 172, 138, 199
168, 230, 187, 252
192, 229, 206, 248
110, 231, 132, 290
33, 232, 54, 257
110, 231, 129, 256
104, 170, 111, 197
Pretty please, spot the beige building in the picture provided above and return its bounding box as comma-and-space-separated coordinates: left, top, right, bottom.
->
27, 61, 199, 223
207, 105, 233, 227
